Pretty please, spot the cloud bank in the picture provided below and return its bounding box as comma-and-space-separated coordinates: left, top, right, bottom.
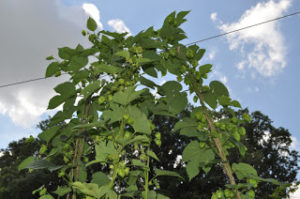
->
0, 0, 99, 128
212, 0, 291, 77
108, 19, 132, 35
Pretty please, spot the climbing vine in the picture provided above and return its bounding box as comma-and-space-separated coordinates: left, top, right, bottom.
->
19, 11, 283, 199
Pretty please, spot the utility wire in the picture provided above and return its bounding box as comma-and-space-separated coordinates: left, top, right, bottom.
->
186, 11, 300, 46
0, 11, 299, 89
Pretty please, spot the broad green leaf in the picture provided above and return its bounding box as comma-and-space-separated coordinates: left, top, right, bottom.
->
230, 137, 247, 156
155, 169, 184, 180
48, 95, 65, 110
128, 105, 151, 134
93, 63, 123, 74
139, 76, 158, 89
91, 172, 110, 187
72, 121, 105, 129
159, 81, 182, 96
18, 156, 34, 171
79, 164, 87, 182
72, 182, 100, 198
54, 82, 76, 97
87, 17, 97, 31
46, 62, 60, 77
180, 127, 207, 141
142, 190, 157, 199
115, 50, 130, 59
210, 80, 229, 97
38, 126, 60, 143
81, 80, 100, 99
39, 195, 54, 199
52, 186, 71, 197
131, 159, 145, 167
102, 104, 123, 124
69, 56, 88, 72
194, 49, 205, 61
199, 64, 212, 74
165, 92, 187, 114
142, 65, 158, 77
27, 159, 62, 172
183, 141, 215, 163
112, 87, 144, 106
147, 150, 160, 162
123, 135, 150, 146
203, 92, 217, 109
174, 118, 198, 132
218, 95, 231, 106
72, 70, 89, 83
231, 100, 242, 108
94, 140, 118, 163
58, 47, 75, 60
232, 163, 258, 180
186, 161, 200, 181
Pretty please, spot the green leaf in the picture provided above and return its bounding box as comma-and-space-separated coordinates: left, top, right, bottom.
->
112, 87, 144, 106
230, 138, 247, 156
81, 80, 100, 99
199, 64, 212, 74
102, 104, 123, 124
218, 95, 231, 106
46, 62, 60, 77
210, 80, 229, 97
131, 159, 145, 167
38, 126, 60, 143
69, 56, 88, 72
87, 17, 97, 31
52, 186, 71, 197
203, 92, 217, 109
27, 159, 62, 172
139, 76, 158, 89
182, 141, 215, 164
232, 163, 258, 180
123, 135, 150, 146
91, 172, 110, 187
159, 81, 182, 96
194, 49, 205, 61
93, 63, 123, 74
18, 156, 34, 171
147, 150, 160, 162
231, 100, 241, 108
174, 118, 198, 132
155, 169, 184, 180
48, 95, 65, 110
94, 140, 118, 163
128, 106, 151, 134
72, 182, 100, 198
186, 161, 200, 181
54, 82, 76, 97
39, 195, 54, 199
58, 47, 75, 60
115, 50, 130, 59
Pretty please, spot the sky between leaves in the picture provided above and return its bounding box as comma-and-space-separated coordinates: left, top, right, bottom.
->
0, 0, 299, 191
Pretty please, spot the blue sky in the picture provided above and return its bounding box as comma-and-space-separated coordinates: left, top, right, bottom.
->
0, 0, 299, 169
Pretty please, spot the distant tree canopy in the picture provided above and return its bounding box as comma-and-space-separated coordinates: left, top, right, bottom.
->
0, 108, 298, 198
150, 108, 299, 199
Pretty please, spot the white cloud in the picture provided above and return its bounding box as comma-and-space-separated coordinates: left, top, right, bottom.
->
290, 186, 300, 199
220, 75, 228, 84
210, 12, 217, 22
108, 19, 131, 35
0, 0, 90, 128
208, 50, 216, 60
214, 0, 291, 77
82, 3, 103, 30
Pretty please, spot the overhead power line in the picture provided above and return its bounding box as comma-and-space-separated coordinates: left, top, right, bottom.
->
0, 11, 299, 89
186, 11, 300, 46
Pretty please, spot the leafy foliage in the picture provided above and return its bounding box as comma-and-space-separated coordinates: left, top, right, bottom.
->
16, 11, 293, 199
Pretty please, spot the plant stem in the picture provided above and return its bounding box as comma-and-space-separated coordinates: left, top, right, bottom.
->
144, 152, 150, 199
188, 73, 241, 199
